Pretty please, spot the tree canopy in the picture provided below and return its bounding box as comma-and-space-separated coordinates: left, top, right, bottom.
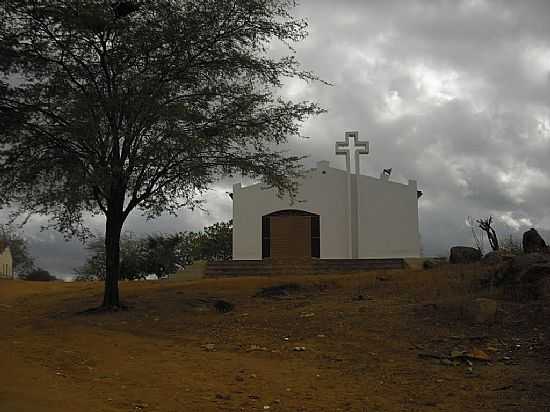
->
0, 0, 324, 308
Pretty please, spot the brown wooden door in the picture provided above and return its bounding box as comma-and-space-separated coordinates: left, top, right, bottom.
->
270, 216, 311, 259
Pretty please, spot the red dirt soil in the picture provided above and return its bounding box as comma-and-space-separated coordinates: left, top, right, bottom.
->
1, 266, 549, 411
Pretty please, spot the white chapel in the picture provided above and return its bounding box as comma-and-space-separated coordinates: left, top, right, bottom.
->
232, 131, 422, 261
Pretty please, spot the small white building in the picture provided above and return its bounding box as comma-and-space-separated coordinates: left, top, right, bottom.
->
0, 242, 13, 278
232, 132, 422, 261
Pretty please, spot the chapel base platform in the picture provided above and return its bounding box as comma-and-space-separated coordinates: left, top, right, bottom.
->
205, 258, 405, 277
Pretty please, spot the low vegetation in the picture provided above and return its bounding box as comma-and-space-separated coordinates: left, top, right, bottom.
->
20, 268, 57, 282
75, 220, 232, 281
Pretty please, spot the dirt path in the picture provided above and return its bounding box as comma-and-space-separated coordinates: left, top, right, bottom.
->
1, 269, 549, 411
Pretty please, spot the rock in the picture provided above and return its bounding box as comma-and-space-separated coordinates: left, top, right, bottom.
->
450, 349, 491, 362
482, 251, 508, 265
522, 228, 548, 254
449, 246, 482, 264
202, 343, 216, 351
519, 264, 550, 299
293, 346, 306, 351
468, 349, 491, 361
215, 393, 231, 400
521, 263, 550, 284
214, 300, 234, 313
495, 253, 550, 284
423, 260, 437, 269
493, 253, 550, 299
247, 345, 267, 352
254, 283, 304, 298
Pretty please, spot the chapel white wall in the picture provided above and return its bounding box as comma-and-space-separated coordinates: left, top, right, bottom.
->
232, 161, 421, 260
357, 176, 421, 258
232, 161, 350, 260
0, 247, 13, 278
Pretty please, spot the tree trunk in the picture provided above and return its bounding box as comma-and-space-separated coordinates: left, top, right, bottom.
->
102, 194, 125, 309
488, 228, 499, 251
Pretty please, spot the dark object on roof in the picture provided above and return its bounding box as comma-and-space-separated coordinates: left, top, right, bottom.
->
417, 190, 423, 199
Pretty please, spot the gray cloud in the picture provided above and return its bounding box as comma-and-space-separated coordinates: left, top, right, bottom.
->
289, 0, 550, 257
8, 0, 550, 273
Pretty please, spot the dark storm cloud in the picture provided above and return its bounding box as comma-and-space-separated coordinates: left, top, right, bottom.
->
287, 0, 550, 255
9, 0, 550, 272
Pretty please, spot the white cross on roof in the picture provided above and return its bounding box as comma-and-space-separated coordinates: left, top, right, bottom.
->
335, 131, 369, 175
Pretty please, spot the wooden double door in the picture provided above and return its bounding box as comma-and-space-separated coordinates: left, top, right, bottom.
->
262, 210, 320, 259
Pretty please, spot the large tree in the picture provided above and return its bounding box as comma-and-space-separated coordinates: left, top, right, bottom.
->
0, 0, 324, 308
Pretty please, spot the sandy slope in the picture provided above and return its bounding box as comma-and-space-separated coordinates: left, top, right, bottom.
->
1, 267, 549, 411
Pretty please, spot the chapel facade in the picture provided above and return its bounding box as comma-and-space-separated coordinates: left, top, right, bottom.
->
232, 132, 422, 261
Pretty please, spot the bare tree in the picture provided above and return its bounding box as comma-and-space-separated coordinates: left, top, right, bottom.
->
476, 217, 499, 251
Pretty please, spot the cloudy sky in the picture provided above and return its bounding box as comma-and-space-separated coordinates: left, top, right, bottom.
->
15, 0, 550, 276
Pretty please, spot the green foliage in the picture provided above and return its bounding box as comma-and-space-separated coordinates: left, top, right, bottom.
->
22, 268, 56, 282
74, 237, 106, 281
195, 220, 233, 262
75, 221, 233, 280
142, 233, 194, 278
75, 233, 147, 280
0, 224, 35, 276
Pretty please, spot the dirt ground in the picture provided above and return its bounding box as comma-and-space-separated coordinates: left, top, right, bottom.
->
1, 265, 550, 412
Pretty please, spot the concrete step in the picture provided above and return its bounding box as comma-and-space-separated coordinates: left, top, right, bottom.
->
205, 258, 404, 277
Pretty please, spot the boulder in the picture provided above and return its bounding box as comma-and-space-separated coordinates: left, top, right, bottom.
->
482, 251, 501, 265
521, 263, 550, 284
522, 228, 548, 254
482, 250, 514, 265
493, 253, 550, 299
449, 246, 482, 264
494, 253, 546, 283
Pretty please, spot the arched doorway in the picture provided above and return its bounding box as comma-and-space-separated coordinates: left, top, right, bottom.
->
262, 210, 320, 259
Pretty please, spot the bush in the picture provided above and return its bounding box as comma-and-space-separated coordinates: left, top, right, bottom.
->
22, 268, 57, 282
